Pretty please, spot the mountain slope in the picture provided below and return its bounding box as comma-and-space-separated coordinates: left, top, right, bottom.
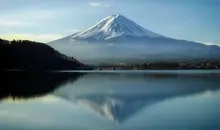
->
71, 15, 164, 41
0, 39, 83, 70
49, 14, 166, 45
48, 15, 220, 64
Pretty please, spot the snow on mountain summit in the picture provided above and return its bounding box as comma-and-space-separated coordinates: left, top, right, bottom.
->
48, 14, 220, 64
70, 14, 164, 41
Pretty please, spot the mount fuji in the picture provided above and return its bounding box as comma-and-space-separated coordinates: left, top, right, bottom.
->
48, 15, 220, 64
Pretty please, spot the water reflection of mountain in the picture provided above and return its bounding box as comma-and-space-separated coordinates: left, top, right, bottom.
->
53, 73, 220, 123
0, 71, 84, 99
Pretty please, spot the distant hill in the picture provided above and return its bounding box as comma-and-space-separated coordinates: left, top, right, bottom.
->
0, 38, 84, 70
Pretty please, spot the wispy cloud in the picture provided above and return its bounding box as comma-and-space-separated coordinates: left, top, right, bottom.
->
0, 9, 64, 42
88, 2, 110, 7
0, 9, 58, 28
196, 41, 218, 45
0, 20, 35, 27
88, 2, 102, 7
0, 33, 63, 43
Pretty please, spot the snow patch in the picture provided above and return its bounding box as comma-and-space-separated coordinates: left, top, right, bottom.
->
70, 14, 164, 41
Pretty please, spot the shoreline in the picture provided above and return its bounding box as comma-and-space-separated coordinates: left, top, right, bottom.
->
2, 69, 220, 74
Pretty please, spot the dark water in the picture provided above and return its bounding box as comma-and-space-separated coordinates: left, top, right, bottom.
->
0, 70, 220, 130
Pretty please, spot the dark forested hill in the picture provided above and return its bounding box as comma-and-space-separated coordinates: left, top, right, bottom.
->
0, 39, 84, 70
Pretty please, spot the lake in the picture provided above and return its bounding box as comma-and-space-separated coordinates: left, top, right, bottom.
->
0, 70, 220, 130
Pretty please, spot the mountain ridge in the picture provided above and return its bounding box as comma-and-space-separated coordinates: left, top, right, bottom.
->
48, 15, 220, 64
70, 14, 165, 41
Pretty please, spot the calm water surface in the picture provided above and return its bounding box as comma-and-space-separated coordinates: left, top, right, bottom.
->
0, 70, 220, 130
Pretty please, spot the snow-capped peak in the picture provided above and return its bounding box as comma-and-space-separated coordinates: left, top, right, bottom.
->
70, 14, 164, 41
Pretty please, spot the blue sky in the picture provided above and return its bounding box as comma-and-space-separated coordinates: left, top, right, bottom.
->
0, 0, 219, 45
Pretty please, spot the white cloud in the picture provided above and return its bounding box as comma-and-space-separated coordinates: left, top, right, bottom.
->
89, 2, 102, 7
88, 2, 111, 7
0, 33, 63, 43
196, 41, 218, 45
0, 20, 35, 27
0, 9, 58, 28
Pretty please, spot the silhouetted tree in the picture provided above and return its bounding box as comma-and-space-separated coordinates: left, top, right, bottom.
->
0, 39, 84, 70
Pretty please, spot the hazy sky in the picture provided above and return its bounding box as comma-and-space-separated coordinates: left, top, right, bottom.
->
0, 0, 219, 45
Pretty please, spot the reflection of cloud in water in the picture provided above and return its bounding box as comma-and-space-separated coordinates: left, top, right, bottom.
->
39, 95, 61, 103
0, 95, 84, 129
195, 90, 215, 98
2, 95, 60, 105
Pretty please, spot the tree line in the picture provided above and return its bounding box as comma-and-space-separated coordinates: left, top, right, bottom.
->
0, 39, 83, 70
